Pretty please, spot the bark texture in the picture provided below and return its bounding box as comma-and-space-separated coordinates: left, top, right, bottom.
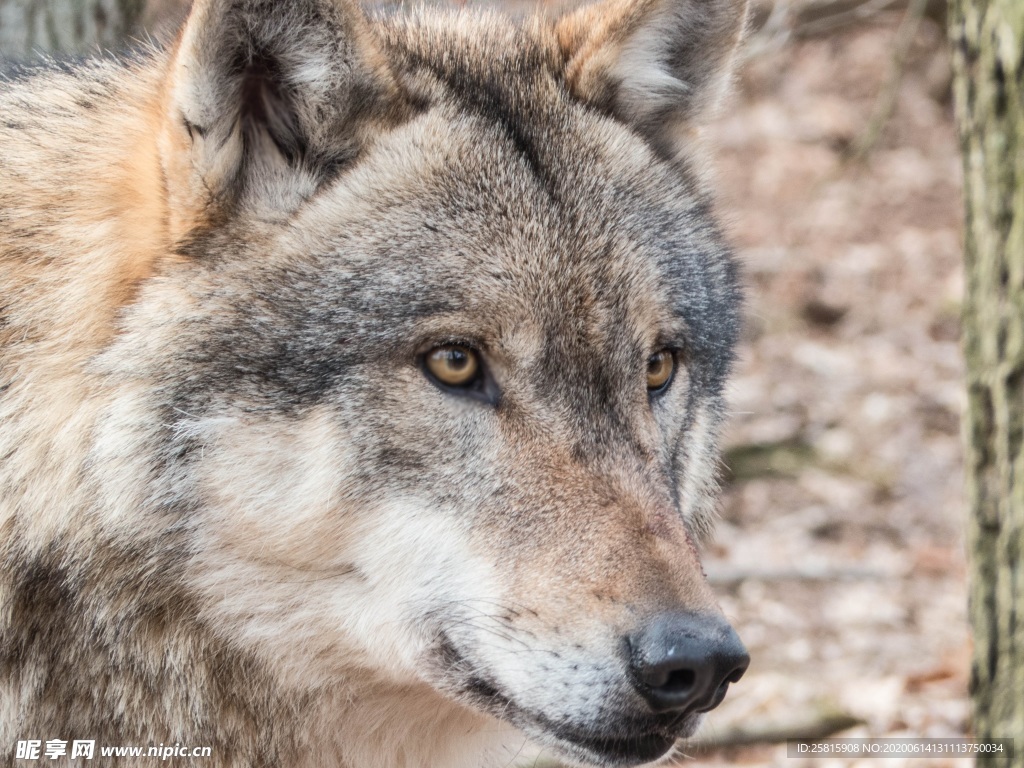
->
0, 0, 144, 58
952, 0, 1024, 762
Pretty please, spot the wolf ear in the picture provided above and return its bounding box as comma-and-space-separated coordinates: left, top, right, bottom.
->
556, 0, 748, 151
159, 0, 407, 237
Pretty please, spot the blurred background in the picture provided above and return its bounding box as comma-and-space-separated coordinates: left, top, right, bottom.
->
695, 3, 967, 764
0, 0, 969, 764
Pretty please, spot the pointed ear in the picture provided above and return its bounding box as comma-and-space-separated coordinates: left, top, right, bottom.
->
556, 0, 748, 151
159, 0, 408, 237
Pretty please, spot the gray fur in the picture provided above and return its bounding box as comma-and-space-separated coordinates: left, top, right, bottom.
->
0, 0, 748, 765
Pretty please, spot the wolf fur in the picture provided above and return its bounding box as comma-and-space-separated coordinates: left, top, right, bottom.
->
0, 0, 749, 765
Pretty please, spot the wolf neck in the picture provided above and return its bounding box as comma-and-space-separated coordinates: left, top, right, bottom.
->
0, 58, 171, 537
301, 681, 522, 768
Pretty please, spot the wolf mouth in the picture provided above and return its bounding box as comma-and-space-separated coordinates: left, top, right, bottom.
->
438, 635, 688, 766
520, 708, 689, 766
500, 700, 687, 766
556, 730, 679, 765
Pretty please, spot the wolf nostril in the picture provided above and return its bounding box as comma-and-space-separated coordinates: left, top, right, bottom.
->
663, 668, 697, 693
640, 664, 697, 692
627, 612, 748, 715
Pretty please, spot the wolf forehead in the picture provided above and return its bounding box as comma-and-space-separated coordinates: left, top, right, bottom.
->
163, 14, 741, 412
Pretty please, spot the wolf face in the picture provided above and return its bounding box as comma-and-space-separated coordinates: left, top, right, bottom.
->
0, 0, 749, 766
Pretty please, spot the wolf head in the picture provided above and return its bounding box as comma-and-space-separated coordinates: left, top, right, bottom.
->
100, 0, 750, 764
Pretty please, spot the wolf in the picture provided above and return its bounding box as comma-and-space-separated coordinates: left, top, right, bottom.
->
0, 0, 750, 765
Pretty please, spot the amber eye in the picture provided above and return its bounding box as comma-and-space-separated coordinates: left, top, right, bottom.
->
424, 346, 480, 387
646, 349, 675, 392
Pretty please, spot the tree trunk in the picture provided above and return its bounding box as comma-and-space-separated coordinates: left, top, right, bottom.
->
0, 0, 144, 58
952, 0, 1024, 763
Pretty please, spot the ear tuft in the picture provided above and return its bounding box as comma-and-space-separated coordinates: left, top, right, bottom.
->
159, 0, 409, 238
237, 52, 307, 165
557, 0, 749, 149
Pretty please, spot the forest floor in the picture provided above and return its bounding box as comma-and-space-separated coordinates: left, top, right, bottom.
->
690, 7, 970, 767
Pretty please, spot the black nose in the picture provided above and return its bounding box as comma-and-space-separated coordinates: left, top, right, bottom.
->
627, 613, 749, 714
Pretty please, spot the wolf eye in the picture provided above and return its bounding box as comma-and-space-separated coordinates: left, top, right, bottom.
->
646, 349, 675, 393
424, 346, 480, 387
